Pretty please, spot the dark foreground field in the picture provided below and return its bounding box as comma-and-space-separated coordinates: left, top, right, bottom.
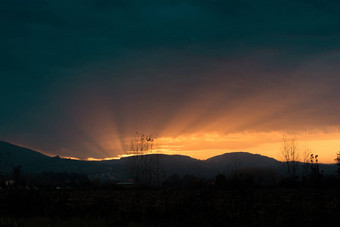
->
1, 187, 340, 227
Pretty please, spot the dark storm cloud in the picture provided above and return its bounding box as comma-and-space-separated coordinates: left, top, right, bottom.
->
1, 0, 340, 158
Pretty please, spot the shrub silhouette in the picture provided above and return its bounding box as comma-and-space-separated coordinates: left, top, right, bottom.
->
335, 152, 340, 179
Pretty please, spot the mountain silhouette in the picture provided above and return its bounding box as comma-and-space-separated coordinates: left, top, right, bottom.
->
0, 141, 50, 172
206, 152, 280, 170
0, 140, 336, 180
0, 141, 110, 175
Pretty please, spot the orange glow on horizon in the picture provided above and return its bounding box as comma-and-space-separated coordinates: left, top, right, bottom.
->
154, 131, 340, 164
77, 131, 340, 163
35, 131, 340, 164
61, 156, 80, 160
57, 76, 340, 164
86, 154, 133, 161
55, 83, 340, 164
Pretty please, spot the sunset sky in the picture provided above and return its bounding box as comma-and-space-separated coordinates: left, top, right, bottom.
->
1, 0, 340, 163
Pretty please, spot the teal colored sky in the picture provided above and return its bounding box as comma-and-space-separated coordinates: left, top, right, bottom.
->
1, 0, 340, 159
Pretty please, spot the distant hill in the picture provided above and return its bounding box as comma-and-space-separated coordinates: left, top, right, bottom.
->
0, 141, 112, 176
0, 141, 50, 172
206, 152, 280, 172
0, 140, 337, 180
0, 140, 50, 161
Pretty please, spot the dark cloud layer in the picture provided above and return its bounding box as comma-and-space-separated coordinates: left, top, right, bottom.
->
1, 0, 340, 158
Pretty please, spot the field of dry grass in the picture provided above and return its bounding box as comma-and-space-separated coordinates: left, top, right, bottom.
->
1, 187, 340, 226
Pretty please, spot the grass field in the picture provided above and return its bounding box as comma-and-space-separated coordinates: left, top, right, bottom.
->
1, 187, 340, 226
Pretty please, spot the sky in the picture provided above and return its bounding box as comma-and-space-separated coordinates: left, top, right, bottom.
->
1, 0, 340, 163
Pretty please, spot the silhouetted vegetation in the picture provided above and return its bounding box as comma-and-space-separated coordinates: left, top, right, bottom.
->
335, 151, 340, 178
309, 154, 323, 185
0, 165, 340, 226
1, 185, 340, 226
126, 133, 163, 187
2, 141, 340, 226
280, 137, 300, 183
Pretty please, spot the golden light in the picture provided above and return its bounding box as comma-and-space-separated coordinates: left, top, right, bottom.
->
154, 131, 340, 163
63, 76, 340, 164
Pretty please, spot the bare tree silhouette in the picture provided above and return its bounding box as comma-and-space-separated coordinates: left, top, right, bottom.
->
126, 132, 162, 186
280, 137, 300, 181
